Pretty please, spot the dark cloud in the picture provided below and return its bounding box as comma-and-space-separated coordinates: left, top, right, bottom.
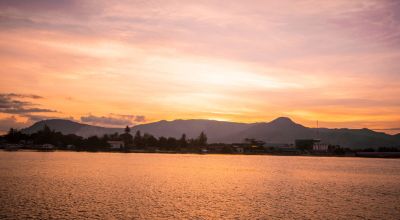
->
135, 115, 146, 122
0, 93, 57, 114
1, 108, 57, 114
0, 115, 31, 132
0, 114, 76, 133
81, 113, 147, 126
19, 114, 74, 122
0, 0, 105, 23
6, 93, 43, 99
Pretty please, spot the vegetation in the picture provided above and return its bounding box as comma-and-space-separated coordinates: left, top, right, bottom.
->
1, 125, 210, 153
377, 146, 399, 152
4, 124, 398, 155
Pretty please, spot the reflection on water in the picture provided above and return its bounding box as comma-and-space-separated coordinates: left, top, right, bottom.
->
0, 151, 399, 219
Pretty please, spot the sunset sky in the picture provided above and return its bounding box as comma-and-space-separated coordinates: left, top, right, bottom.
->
1, 0, 399, 135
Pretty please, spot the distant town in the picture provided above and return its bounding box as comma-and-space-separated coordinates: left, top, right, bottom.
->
1, 125, 399, 158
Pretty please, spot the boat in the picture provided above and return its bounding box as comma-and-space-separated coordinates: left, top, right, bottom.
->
4, 144, 21, 151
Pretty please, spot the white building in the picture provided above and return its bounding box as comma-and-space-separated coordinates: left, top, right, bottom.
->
107, 141, 124, 149
313, 143, 330, 151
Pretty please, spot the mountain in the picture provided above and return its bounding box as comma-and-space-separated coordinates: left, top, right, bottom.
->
20, 119, 258, 142
20, 119, 124, 137
20, 117, 400, 149
216, 117, 315, 143
129, 119, 257, 142
217, 117, 400, 149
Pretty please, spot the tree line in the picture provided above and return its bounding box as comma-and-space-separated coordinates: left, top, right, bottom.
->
1, 125, 208, 152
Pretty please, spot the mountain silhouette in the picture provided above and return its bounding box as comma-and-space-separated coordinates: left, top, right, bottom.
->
20, 118, 400, 149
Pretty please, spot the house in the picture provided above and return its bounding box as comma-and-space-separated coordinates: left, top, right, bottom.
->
232, 145, 244, 153
107, 141, 124, 150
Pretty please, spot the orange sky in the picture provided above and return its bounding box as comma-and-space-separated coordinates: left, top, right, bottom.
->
1, 0, 400, 135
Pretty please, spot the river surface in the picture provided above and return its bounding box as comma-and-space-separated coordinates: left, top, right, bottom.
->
0, 151, 399, 219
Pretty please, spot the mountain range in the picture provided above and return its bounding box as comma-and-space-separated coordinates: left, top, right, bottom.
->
20, 117, 400, 149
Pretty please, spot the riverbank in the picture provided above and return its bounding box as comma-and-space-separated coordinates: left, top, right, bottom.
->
2, 149, 399, 158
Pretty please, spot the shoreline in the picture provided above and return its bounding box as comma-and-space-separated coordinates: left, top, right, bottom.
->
2, 149, 399, 158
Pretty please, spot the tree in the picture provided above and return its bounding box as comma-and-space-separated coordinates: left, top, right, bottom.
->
124, 126, 131, 134
37, 124, 55, 144
86, 135, 100, 151
158, 136, 167, 150
197, 131, 207, 147
144, 133, 158, 148
100, 134, 110, 149
120, 132, 133, 151
179, 133, 188, 149
221, 146, 233, 154
110, 132, 119, 141
166, 137, 178, 151
134, 130, 144, 149
121, 125, 133, 150
5, 127, 23, 144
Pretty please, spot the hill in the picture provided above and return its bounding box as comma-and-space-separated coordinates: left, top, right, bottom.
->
20, 119, 124, 137
20, 118, 400, 149
21, 119, 257, 142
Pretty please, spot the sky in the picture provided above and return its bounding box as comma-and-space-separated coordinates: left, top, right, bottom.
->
0, 0, 400, 135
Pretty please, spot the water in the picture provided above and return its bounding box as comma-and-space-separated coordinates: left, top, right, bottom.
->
0, 151, 399, 219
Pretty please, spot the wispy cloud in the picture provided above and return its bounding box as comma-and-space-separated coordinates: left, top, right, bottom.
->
80, 113, 147, 127
0, 0, 399, 133
0, 93, 57, 114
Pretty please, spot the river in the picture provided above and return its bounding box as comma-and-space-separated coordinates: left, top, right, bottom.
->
0, 151, 399, 219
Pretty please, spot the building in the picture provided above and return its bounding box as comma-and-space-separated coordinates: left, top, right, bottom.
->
107, 141, 124, 150
313, 142, 330, 151
242, 138, 265, 146
295, 139, 321, 150
232, 145, 244, 153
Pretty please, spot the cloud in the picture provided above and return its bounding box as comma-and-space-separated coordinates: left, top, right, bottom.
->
80, 113, 147, 126
0, 115, 31, 132
6, 93, 43, 99
0, 0, 103, 20
0, 93, 57, 114
0, 0, 400, 133
373, 128, 400, 131
1, 108, 57, 114
135, 115, 146, 122
19, 114, 75, 122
